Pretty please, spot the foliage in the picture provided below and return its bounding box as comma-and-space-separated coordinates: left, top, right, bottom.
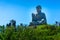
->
0, 25, 60, 40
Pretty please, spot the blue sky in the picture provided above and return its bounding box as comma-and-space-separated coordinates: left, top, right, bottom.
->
0, 0, 60, 25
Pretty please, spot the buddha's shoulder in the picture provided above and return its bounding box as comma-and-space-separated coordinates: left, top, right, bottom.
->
41, 12, 45, 15
36, 12, 45, 15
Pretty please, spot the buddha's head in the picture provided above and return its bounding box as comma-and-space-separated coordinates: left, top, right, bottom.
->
36, 5, 42, 13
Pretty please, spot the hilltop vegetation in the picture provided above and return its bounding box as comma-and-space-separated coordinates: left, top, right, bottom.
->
0, 25, 60, 40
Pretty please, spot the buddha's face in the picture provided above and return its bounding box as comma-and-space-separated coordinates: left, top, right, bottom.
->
36, 7, 41, 13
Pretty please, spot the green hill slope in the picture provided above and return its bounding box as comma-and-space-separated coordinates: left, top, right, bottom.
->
0, 25, 60, 40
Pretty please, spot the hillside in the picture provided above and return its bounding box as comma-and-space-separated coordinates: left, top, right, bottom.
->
0, 25, 60, 40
